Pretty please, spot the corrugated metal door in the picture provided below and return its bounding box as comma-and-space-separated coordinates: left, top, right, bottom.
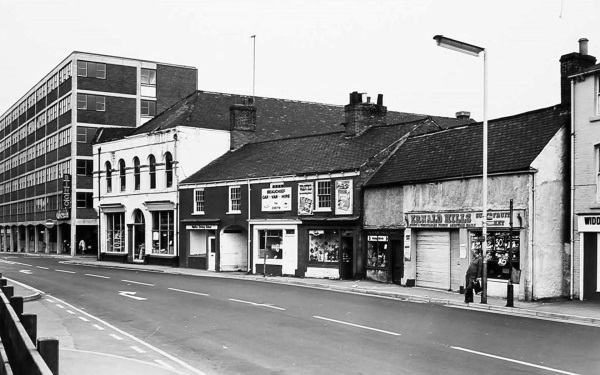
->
416, 230, 450, 289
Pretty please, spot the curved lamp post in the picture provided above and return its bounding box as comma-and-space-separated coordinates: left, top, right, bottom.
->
433, 35, 488, 304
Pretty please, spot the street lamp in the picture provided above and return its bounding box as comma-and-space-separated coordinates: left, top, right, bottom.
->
433, 35, 488, 304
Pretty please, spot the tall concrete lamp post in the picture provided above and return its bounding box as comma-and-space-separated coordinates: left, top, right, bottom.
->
433, 35, 488, 304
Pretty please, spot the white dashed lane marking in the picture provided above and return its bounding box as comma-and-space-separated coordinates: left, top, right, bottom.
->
85, 274, 110, 279
55, 269, 76, 274
122, 279, 154, 286
168, 288, 209, 296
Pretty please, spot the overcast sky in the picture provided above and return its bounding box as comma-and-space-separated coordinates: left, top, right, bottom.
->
0, 0, 598, 122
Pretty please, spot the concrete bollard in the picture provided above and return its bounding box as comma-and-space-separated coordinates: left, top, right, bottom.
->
37, 338, 59, 375
10, 296, 23, 317
1, 285, 13, 299
21, 313, 38, 344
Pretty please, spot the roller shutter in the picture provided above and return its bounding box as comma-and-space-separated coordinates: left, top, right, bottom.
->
416, 230, 450, 289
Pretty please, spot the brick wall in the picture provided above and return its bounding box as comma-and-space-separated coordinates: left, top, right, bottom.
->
156, 65, 197, 113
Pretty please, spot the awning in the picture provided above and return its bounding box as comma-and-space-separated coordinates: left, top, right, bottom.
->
99, 204, 125, 213
144, 201, 175, 211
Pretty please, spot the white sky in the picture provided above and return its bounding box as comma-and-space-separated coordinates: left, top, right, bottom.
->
0, 0, 598, 122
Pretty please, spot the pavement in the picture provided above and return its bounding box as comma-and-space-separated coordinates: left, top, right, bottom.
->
3, 254, 600, 374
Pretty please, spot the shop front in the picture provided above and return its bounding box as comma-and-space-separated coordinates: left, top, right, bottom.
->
304, 226, 355, 280
577, 215, 600, 301
183, 221, 219, 270
364, 230, 404, 284
406, 210, 523, 296
251, 220, 300, 276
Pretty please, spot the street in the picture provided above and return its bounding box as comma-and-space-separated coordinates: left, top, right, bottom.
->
1, 255, 599, 375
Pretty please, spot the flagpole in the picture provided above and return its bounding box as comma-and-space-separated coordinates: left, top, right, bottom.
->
251, 35, 256, 99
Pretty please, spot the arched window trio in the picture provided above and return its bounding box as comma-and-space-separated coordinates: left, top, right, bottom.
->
105, 152, 173, 193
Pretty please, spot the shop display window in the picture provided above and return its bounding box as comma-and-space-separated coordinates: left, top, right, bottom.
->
470, 231, 520, 280
367, 237, 387, 268
259, 230, 284, 259
106, 212, 125, 253
309, 230, 341, 264
151, 211, 174, 254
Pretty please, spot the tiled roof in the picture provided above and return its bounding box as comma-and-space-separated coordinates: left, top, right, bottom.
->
578, 62, 600, 76
93, 90, 472, 144
180, 119, 435, 184
365, 105, 569, 187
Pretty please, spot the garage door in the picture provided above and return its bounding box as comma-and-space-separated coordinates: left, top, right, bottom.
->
416, 230, 450, 289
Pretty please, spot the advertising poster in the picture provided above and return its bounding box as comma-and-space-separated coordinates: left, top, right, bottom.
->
404, 228, 412, 261
261, 187, 292, 211
298, 182, 313, 215
335, 180, 353, 215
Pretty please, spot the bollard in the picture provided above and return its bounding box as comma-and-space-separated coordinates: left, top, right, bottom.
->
37, 338, 59, 375
1, 285, 13, 299
10, 296, 23, 317
21, 313, 38, 344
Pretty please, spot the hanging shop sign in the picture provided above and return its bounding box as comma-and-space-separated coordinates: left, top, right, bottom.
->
262, 187, 292, 212
335, 179, 353, 215
298, 182, 314, 215
407, 210, 524, 229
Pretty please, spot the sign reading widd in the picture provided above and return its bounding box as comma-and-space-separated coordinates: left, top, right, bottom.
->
262, 187, 292, 212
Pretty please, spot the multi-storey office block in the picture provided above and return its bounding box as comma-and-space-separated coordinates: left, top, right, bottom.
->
0, 52, 197, 256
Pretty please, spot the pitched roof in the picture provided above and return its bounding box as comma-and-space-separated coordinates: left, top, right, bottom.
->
365, 105, 569, 187
180, 119, 436, 184
93, 90, 472, 144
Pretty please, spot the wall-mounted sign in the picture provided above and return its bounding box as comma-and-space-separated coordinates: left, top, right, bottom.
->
56, 210, 69, 220
407, 210, 524, 229
186, 224, 218, 230
578, 215, 600, 232
261, 187, 292, 212
335, 179, 353, 215
62, 174, 72, 210
368, 235, 388, 242
298, 183, 313, 215
404, 228, 412, 261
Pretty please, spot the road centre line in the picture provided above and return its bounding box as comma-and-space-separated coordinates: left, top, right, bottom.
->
66, 310, 76, 315
131, 346, 146, 354
85, 273, 110, 279
110, 334, 123, 341
313, 316, 401, 336
55, 269, 76, 274
155, 359, 176, 370
229, 298, 286, 311
93, 324, 105, 331
451, 346, 580, 375
122, 279, 154, 286
168, 287, 209, 296
37, 266, 49, 270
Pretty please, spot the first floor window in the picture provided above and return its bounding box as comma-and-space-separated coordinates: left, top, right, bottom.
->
229, 186, 241, 212
194, 189, 205, 213
316, 180, 332, 210
106, 212, 125, 252
152, 211, 174, 254
76, 192, 93, 208
470, 231, 520, 280
258, 229, 283, 259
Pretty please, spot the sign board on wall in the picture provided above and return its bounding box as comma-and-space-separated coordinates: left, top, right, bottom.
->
57, 173, 72, 220
298, 183, 313, 215
261, 187, 292, 212
335, 180, 353, 215
186, 224, 218, 230
407, 210, 524, 229
404, 228, 412, 261
577, 215, 600, 232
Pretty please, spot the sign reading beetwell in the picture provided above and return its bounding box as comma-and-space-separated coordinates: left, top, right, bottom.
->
298, 182, 313, 215
335, 180, 353, 215
262, 187, 292, 212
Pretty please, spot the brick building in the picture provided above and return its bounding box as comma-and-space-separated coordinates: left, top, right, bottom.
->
0, 52, 196, 256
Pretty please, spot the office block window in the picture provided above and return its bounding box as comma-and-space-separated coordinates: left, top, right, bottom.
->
76, 160, 92, 176
141, 100, 156, 116
77, 94, 105, 111
141, 69, 157, 85
77, 61, 106, 79
76, 193, 93, 208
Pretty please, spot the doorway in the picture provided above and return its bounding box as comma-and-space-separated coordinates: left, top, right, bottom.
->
133, 209, 146, 262
392, 239, 404, 284
208, 235, 216, 271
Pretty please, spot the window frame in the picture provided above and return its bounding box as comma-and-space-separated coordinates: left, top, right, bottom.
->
141, 68, 157, 85
194, 189, 205, 214
119, 159, 126, 192
105, 161, 112, 193
133, 157, 141, 190
149, 155, 156, 189
315, 180, 332, 211
165, 152, 173, 188
141, 100, 156, 117
229, 186, 242, 213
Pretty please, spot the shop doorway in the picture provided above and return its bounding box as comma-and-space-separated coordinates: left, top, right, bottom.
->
416, 230, 450, 289
132, 210, 146, 262
340, 235, 353, 279
392, 239, 404, 284
208, 235, 216, 271
583, 233, 600, 301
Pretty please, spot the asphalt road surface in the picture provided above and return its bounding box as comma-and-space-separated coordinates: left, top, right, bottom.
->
1, 255, 598, 375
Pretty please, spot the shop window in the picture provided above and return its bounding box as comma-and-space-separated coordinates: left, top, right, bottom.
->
316, 180, 331, 210
309, 230, 340, 265
149, 154, 156, 189
367, 236, 388, 268
105, 161, 112, 193
151, 211, 174, 254
470, 231, 520, 280
258, 230, 283, 259
119, 159, 126, 192
229, 186, 241, 213
106, 212, 125, 252
596, 145, 600, 201
133, 157, 140, 190
194, 189, 205, 213
165, 152, 173, 188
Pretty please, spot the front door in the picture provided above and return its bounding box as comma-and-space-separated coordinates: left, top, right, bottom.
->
340, 234, 353, 280
208, 236, 216, 271
392, 239, 404, 284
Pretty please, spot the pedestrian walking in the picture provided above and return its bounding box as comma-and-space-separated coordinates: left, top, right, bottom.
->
78, 239, 86, 255
465, 250, 483, 303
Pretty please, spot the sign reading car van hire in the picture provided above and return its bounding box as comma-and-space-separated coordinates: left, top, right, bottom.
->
262, 187, 292, 212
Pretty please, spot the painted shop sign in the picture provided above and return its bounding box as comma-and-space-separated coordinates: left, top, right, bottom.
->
578, 215, 600, 232
262, 187, 292, 212
186, 224, 218, 230
407, 211, 522, 229
335, 179, 353, 215
298, 182, 313, 215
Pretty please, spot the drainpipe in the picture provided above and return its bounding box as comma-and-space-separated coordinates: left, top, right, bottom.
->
570, 79, 575, 300
247, 179, 252, 274
528, 173, 535, 301
97, 147, 102, 261
174, 133, 179, 266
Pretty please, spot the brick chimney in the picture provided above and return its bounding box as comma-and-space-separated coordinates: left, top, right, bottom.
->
343, 91, 387, 136
560, 38, 596, 105
230, 99, 256, 150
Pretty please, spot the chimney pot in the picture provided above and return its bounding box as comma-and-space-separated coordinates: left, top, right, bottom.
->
366, 96, 371, 104
377, 94, 383, 106
579, 38, 589, 55
455, 111, 471, 120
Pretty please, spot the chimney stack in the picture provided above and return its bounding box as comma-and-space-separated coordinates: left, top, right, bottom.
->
230, 99, 257, 150
343, 91, 387, 136
560, 38, 596, 105
455, 111, 471, 120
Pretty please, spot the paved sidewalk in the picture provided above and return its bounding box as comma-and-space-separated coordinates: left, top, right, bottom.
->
57, 255, 600, 328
